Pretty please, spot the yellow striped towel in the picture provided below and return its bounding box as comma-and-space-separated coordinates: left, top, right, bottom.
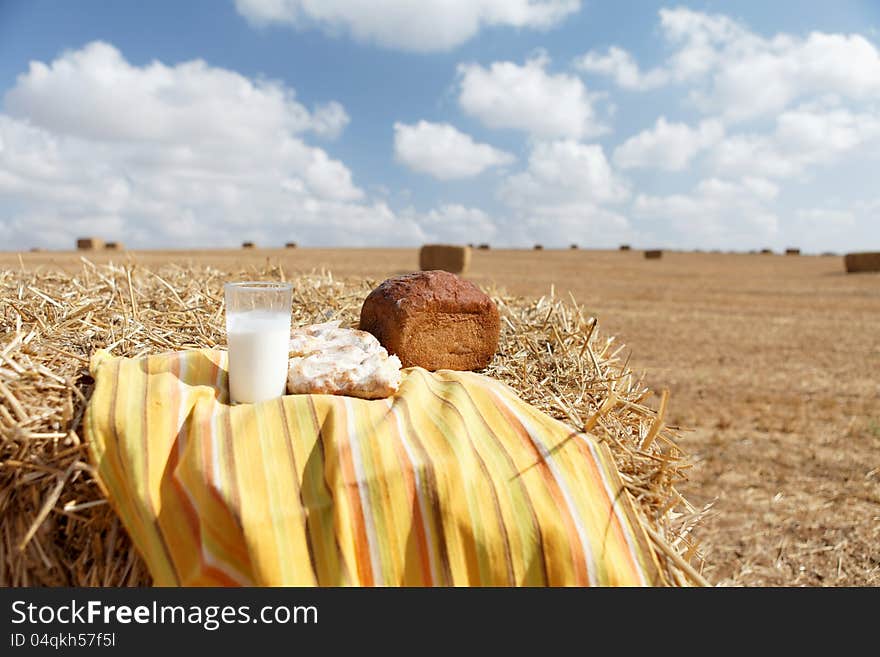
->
85, 348, 668, 586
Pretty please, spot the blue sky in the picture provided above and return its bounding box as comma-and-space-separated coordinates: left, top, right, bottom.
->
1, 0, 879, 252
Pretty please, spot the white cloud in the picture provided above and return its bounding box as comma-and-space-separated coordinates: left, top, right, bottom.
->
403, 204, 498, 244
796, 208, 855, 228
694, 31, 880, 122
741, 176, 779, 201
575, 8, 880, 123
790, 208, 860, 253
4, 41, 349, 143
711, 105, 880, 179
393, 121, 514, 180
492, 140, 632, 247
500, 140, 628, 208
614, 117, 724, 171
308, 101, 351, 139
573, 46, 669, 90
458, 54, 605, 139
509, 203, 631, 248
0, 42, 444, 250
658, 6, 751, 83
234, 0, 580, 52
633, 178, 779, 247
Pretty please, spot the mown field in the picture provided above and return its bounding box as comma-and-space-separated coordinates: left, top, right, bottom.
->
3, 247, 879, 586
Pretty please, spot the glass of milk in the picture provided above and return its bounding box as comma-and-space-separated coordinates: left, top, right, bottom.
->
224, 281, 293, 404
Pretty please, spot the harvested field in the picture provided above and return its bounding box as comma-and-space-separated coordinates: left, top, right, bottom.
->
2, 247, 879, 587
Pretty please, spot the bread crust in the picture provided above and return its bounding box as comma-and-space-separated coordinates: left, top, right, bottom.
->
359, 270, 500, 371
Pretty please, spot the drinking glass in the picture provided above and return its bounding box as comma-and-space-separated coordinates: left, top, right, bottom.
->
224, 281, 293, 404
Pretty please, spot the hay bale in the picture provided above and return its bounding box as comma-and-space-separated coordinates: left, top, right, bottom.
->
242, 241, 255, 249
29, 247, 44, 253
76, 237, 104, 250
644, 249, 663, 260
477, 243, 491, 250
419, 244, 472, 274
0, 261, 706, 586
104, 242, 124, 251
619, 244, 631, 251
785, 248, 800, 256
760, 248, 773, 255
844, 252, 880, 273
285, 242, 298, 249
533, 244, 544, 251
570, 243, 578, 250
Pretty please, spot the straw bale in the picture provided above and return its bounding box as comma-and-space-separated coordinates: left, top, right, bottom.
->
76, 238, 104, 250
534, 244, 544, 251
0, 260, 707, 587
570, 244, 578, 250
760, 249, 773, 255
477, 244, 490, 250
785, 248, 800, 256
104, 242, 124, 251
844, 252, 880, 273
644, 249, 663, 260
285, 242, 298, 249
619, 244, 631, 251
242, 242, 255, 249
419, 244, 471, 275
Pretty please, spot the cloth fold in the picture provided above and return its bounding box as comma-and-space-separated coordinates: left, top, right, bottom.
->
85, 348, 667, 586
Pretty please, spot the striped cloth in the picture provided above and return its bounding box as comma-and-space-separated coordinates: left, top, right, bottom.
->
85, 348, 668, 586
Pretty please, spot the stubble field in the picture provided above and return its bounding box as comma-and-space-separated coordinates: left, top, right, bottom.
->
3, 247, 879, 586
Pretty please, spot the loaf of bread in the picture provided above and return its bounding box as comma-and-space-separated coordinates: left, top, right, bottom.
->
287, 321, 402, 399
358, 270, 500, 371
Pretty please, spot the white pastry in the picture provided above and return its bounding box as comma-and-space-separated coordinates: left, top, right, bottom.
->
287, 321, 402, 399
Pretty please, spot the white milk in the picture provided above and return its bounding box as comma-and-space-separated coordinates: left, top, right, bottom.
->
226, 310, 291, 404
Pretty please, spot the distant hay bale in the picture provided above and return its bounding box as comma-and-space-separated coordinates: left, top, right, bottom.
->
29, 247, 44, 253
844, 252, 880, 273
242, 241, 255, 249
76, 237, 104, 250
785, 248, 800, 256
619, 244, 631, 251
570, 243, 578, 250
821, 251, 838, 257
285, 242, 298, 249
644, 249, 663, 260
760, 248, 773, 255
104, 242, 124, 251
467, 243, 474, 248
419, 244, 472, 274
534, 244, 544, 251
477, 243, 490, 250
